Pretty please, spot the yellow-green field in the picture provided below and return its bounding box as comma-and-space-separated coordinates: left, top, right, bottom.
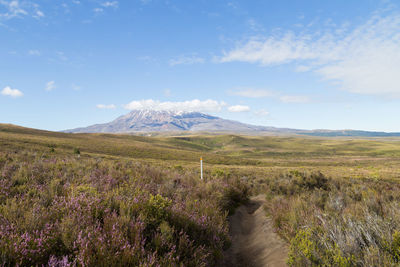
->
2, 123, 400, 180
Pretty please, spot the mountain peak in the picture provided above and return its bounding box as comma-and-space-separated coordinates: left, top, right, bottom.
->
64, 109, 264, 133
128, 109, 189, 116
63, 110, 400, 137
118, 109, 217, 121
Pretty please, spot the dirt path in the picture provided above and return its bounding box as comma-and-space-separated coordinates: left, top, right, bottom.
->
223, 195, 289, 267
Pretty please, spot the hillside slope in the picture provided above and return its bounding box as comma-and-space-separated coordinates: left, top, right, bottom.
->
63, 110, 400, 137
64, 110, 298, 134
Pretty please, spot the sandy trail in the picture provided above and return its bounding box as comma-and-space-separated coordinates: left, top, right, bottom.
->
223, 195, 288, 267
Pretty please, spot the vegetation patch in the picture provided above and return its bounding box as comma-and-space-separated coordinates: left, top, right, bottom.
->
263, 171, 400, 266
0, 150, 249, 266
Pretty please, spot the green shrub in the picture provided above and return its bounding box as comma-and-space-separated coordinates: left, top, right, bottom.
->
388, 231, 400, 262
212, 168, 230, 178
143, 194, 172, 227
288, 229, 320, 266
219, 180, 249, 214
173, 165, 183, 171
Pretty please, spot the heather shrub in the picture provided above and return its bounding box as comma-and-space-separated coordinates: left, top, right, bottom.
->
0, 150, 249, 266
219, 178, 249, 214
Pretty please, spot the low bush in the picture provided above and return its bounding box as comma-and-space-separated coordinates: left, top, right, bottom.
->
0, 150, 249, 266
264, 171, 400, 266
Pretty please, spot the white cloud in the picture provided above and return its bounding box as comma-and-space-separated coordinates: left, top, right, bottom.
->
1, 86, 23, 97
295, 65, 311, 72
45, 81, 56, 91
124, 99, 226, 112
280, 95, 310, 103
93, 1, 117, 13
169, 55, 205, 66
220, 11, 400, 97
0, 0, 27, 19
227, 2, 238, 10
61, 3, 70, 13
56, 51, 68, 61
247, 18, 264, 32
28, 49, 40, 56
137, 55, 157, 64
232, 88, 274, 98
97, 104, 116, 109
228, 105, 250, 112
34, 10, 44, 18
220, 33, 316, 65
254, 109, 269, 116
231, 87, 310, 103
72, 84, 81, 91
93, 7, 104, 13
164, 89, 171, 96
101, 1, 118, 8
0, 0, 44, 20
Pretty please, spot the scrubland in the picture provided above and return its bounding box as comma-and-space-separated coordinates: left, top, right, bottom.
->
263, 172, 400, 266
0, 129, 248, 266
1, 123, 400, 266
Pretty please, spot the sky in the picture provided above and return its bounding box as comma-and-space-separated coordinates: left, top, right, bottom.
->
1, 0, 400, 132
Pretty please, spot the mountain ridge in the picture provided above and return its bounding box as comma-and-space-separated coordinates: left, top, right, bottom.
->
64, 110, 400, 137
64, 110, 291, 134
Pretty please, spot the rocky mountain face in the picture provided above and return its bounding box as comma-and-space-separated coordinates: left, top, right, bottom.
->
64, 110, 400, 137
64, 110, 287, 133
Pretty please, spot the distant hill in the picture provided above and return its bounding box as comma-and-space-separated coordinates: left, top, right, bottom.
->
301, 130, 400, 137
64, 110, 297, 134
64, 109, 400, 137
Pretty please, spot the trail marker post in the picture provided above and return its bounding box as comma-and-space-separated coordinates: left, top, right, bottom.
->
200, 157, 203, 180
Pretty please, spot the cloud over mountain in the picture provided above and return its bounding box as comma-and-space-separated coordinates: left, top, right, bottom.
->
228, 105, 250, 112
1, 86, 23, 98
123, 99, 227, 113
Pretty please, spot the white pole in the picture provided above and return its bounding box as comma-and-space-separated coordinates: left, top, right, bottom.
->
200, 157, 203, 180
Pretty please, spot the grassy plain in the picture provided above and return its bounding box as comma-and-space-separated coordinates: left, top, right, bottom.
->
2, 123, 400, 266
2, 123, 400, 181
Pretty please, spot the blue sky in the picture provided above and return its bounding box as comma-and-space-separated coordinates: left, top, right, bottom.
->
1, 0, 400, 131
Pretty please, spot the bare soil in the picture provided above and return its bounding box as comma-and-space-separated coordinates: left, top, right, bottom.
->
223, 195, 289, 267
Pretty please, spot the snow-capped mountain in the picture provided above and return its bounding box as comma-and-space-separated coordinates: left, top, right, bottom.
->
64, 110, 284, 133
64, 110, 400, 136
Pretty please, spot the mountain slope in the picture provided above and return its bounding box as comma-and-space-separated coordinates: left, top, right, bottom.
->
64, 110, 293, 134
64, 110, 400, 137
